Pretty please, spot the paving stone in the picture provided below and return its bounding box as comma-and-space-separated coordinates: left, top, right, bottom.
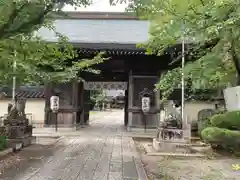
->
123, 161, 138, 179
108, 172, 123, 180
0, 111, 142, 180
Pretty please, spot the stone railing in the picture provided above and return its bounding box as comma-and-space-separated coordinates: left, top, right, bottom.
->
156, 127, 184, 141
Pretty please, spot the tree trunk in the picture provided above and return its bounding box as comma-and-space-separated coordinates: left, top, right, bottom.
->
231, 42, 240, 85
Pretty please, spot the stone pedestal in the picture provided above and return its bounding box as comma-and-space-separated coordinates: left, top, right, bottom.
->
152, 138, 191, 153
3, 117, 34, 150
153, 126, 192, 154
0, 126, 5, 135
7, 126, 25, 138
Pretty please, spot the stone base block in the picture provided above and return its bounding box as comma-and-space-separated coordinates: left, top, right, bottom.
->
8, 136, 35, 150
7, 140, 23, 151
152, 138, 192, 153
4, 119, 27, 126
8, 126, 25, 138
26, 125, 33, 135
0, 126, 5, 135
21, 136, 36, 147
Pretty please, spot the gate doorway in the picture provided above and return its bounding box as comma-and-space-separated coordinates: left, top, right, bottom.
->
82, 81, 128, 126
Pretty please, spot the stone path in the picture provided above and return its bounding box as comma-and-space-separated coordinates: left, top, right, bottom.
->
1, 110, 145, 180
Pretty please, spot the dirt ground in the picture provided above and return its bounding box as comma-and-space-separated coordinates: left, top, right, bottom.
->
134, 138, 240, 180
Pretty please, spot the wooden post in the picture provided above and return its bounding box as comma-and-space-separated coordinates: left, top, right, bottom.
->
79, 82, 84, 125
83, 90, 90, 125
44, 83, 53, 125
72, 80, 79, 127
128, 70, 133, 131
124, 89, 129, 126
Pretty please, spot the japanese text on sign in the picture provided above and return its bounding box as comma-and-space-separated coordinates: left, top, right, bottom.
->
50, 96, 59, 112
142, 97, 150, 113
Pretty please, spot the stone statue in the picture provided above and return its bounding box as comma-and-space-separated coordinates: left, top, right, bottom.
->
160, 100, 182, 128
2, 97, 34, 147
16, 98, 26, 117
6, 98, 26, 118
157, 100, 184, 141
6, 100, 18, 121
4, 97, 29, 128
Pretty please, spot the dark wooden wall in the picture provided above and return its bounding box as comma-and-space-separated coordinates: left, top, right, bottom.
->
44, 81, 84, 127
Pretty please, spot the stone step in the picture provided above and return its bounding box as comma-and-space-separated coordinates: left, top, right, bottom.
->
143, 143, 206, 157
153, 139, 208, 148
147, 152, 206, 157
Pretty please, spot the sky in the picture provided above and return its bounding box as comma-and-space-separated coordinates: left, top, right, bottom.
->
63, 0, 128, 12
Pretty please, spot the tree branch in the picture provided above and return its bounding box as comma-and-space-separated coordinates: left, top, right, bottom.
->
4, 2, 54, 38
230, 40, 240, 84
200, 0, 205, 6
168, 38, 220, 66
0, 2, 27, 39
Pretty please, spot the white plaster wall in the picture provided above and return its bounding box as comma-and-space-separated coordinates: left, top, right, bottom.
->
184, 101, 216, 122
0, 99, 45, 124
106, 90, 125, 97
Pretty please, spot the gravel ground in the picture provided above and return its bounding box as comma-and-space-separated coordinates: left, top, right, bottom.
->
134, 138, 240, 180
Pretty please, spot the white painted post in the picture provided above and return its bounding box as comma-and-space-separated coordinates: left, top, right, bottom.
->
50, 96, 59, 132
128, 70, 133, 132
181, 20, 186, 128
12, 51, 17, 102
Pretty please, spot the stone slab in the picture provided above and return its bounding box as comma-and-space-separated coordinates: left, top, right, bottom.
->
147, 152, 206, 157
0, 148, 13, 157
123, 160, 138, 179
152, 138, 192, 153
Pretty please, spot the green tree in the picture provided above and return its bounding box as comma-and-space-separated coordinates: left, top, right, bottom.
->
122, 0, 240, 98
0, 0, 91, 39
0, 0, 105, 86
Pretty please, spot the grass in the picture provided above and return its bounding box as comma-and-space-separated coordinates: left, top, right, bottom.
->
0, 136, 7, 151
89, 111, 98, 115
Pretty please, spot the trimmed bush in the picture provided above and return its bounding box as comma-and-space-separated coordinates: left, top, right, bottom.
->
210, 111, 240, 130
197, 118, 212, 138
0, 136, 7, 151
201, 127, 240, 151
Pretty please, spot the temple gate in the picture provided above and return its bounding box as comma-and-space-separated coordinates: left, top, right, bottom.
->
41, 12, 182, 131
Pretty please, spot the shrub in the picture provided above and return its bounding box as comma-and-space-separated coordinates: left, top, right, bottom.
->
210, 111, 240, 130
197, 118, 212, 138
201, 127, 240, 152
0, 136, 7, 151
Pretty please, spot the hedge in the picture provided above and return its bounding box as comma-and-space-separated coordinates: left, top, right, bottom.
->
201, 127, 240, 151
0, 136, 7, 151
210, 111, 240, 130
197, 118, 212, 138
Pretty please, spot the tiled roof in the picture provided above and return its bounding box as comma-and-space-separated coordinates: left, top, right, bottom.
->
15, 91, 44, 98
37, 19, 150, 44
0, 86, 45, 99
54, 12, 139, 20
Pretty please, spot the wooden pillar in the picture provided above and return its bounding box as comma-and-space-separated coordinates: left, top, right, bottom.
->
79, 82, 85, 125
72, 80, 79, 126
76, 82, 83, 125
83, 90, 90, 125
44, 83, 54, 125
124, 89, 129, 126
127, 70, 133, 131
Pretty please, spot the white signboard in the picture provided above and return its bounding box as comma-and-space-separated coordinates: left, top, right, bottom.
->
142, 97, 150, 113
50, 96, 59, 112
84, 81, 127, 90
224, 86, 240, 111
